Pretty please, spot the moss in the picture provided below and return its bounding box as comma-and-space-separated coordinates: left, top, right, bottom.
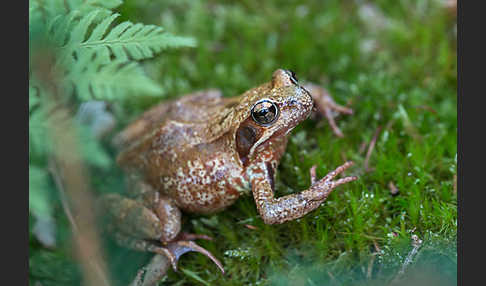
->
30, 0, 457, 285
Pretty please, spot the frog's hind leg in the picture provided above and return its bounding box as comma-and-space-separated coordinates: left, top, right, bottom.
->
100, 193, 224, 274
303, 82, 353, 137
113, 231, 224, 274
148, 194, 225, 274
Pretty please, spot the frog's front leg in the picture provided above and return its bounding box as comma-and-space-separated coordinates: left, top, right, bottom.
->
250, 161, 357, 224
98, 192, 224, 273
303, 82, 353, 137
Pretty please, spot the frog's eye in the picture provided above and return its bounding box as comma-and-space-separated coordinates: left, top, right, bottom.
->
251, 100, 279, 126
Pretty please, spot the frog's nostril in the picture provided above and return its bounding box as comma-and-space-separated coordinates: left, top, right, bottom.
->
285, 70, 299, 85
288, 70, 297, 80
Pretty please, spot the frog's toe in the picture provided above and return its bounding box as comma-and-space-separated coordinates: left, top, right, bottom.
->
328, 100, 353, 115
323, 108, 345, 137
312, 161, 358, 201
322, 161, 355, 181
310, 86, 353, 137
164, 240, 225, 274
309, 165, 318, 185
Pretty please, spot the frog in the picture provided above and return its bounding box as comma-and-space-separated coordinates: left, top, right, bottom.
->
100, 69, 357, 274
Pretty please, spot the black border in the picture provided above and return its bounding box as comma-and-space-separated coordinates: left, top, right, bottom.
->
456, 0, 462, 284
459, 1, 485, 285
12, 0, 29, 284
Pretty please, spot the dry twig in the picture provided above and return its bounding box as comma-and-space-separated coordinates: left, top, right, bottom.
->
367, 253, 377, 279
47, 107, 111, 286
244, 224, 259, 230
389, 234, 423, 285
364, 126, 382, 172
388, 181, 399, 196
33, 47, 111, 286
373, 240, 381, 253
358, 141, 367, 154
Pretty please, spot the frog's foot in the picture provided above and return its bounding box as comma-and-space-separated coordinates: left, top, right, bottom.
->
312, 161, 358, 201
148, 240, 224, 274
316, 95, 353, 138
304, 83, 353, 137
251, 160, 357, 225
113, 231, 224, 275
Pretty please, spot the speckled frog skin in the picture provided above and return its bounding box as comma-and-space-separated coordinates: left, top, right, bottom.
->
100, 69, 357, 273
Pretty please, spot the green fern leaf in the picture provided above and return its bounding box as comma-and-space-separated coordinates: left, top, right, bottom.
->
34, 0, 67, 20
29, 166, 52, 220
29, 85, 40, 111
30, 0, 122, 20
29, 0, 44, 29
68, 10, 101, 46
31, 5, 195, 104
87, 13, 120, 42
29, 107, 51, 156
65, 51, 163, 101
29, 97, 112, 168
75, 122, 112, 168
50, 11, 81, 47
71, 0, 122, 11
59, 10, 196, 63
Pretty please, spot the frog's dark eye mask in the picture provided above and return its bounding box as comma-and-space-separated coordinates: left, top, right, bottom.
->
251, 99, 279, 126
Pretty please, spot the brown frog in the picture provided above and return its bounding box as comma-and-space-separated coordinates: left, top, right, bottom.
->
100, 69, 357, 274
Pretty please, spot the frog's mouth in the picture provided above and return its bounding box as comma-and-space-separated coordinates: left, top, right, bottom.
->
247, 109, 311, 159
237, 119, 294, 166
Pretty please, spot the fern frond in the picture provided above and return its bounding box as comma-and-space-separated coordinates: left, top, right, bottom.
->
29, 0, 43, 29
30, 0, 122, 21
48, 11, 81, 47
61, 10, 196, 63
75, 123, 112, 168
29, 166, 52, 220
30, 0, 67, 20
29, 84, 41, 112
69, 0, 123, 11
29, 96, 112, 168
31, 5, 195, 104
29, 106, 51, 156
69, 10, 102, 45
65, 50, 163, 101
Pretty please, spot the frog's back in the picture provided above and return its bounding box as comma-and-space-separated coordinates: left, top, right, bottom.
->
116, 120, 246, 214
114, 90, 248, 213
113, 90, 230, 149
115, 91, 225, 165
